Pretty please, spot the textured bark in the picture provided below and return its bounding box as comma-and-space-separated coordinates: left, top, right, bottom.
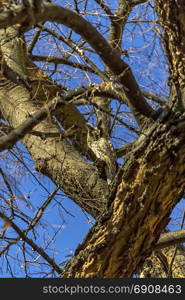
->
61, 119, 185, 277
154, 0, 185, 109
0, 82, 110, 217
140, 244, 185, 278
0, 26, 109, 218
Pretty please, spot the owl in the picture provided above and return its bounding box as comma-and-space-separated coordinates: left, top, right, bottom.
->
86, 123, 117, 184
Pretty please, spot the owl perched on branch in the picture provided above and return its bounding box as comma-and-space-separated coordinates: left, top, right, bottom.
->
86, 123, 117, 184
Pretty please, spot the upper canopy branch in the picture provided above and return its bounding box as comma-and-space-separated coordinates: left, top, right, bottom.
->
0, 1, 154, 127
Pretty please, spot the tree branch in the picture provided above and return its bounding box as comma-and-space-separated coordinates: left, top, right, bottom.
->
0, 1, 154, 126
156, 229, 185, 250
0, 95, 67, 152
0, 211, 63, 274
31, 54, 99, 75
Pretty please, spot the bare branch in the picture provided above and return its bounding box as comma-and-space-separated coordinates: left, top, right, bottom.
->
0, 95, 66, 152
143, 91, 167, 106
25, 187, 59, 233
0, 211, 63, 274
31, 54, 99, 75
0, 1, 154, 125
94, 0, 113, 17
156, 229, 185, 250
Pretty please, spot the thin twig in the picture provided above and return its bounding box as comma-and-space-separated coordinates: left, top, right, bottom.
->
0, 211, 63, 274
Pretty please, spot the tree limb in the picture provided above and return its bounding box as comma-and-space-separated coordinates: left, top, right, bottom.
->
0, 1, 154, 126
156, 229, 185, 250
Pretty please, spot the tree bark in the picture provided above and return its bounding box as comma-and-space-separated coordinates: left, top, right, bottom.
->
61, 120, 185, 277
140, 244, 185, 278
0, 26, 109, 218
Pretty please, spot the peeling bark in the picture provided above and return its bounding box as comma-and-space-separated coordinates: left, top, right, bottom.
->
62, 117, 185, 277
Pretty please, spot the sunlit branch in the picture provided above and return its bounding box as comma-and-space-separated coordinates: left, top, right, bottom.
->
27, 23, 45, 54
31, 54, 99, 75
37, 25, 108, 81
143, 91, 167, 106
156, 229, 185, 250
94, 0, 114, 17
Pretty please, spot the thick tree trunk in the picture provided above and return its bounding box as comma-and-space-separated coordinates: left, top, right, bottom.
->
61, 119, 185, 277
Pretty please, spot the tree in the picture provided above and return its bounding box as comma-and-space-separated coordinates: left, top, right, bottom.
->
0, 0, 185, 278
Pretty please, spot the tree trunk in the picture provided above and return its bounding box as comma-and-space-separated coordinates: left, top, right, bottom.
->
61, 120, 185, 277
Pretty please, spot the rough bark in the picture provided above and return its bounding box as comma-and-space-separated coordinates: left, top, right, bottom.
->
140, 244, 185, 278
154, 0, 185, 110
0, 26, 109, 218
61, 118, 185, 277
0, 81, 110, 217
